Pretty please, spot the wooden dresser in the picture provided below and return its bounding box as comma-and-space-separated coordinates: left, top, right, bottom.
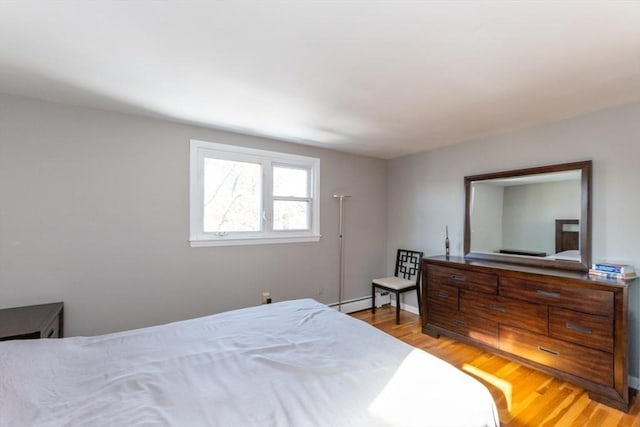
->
422, 256, 633, 411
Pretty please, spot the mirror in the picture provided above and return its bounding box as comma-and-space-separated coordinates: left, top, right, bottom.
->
464, 161, 592, 271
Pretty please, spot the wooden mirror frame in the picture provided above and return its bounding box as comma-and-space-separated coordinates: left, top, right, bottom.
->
464, 160, 592, 272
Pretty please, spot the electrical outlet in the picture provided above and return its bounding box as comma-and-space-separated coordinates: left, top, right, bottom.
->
261, 291, 271, 304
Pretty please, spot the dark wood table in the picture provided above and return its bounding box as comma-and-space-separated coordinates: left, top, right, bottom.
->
0, 302, 64, 341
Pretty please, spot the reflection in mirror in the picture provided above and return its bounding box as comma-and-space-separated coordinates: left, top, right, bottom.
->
470, 171, 581, 258
464, 161, 591, 272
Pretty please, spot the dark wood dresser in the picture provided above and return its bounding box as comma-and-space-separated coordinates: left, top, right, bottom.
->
422, 256, 633, 411
0, 302, 64, 341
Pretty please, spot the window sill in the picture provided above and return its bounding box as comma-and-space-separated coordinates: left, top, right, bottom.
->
189, 234, 321, 247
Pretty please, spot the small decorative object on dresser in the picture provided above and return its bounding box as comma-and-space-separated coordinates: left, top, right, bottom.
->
0, 302, 64, 341
445, 225, 450, 258
422, 255, 635, 412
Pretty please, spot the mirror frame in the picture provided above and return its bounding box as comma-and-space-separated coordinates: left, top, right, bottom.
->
464, 160, 592, 272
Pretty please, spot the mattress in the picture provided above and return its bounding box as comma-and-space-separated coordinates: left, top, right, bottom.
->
0, 299, 499, 426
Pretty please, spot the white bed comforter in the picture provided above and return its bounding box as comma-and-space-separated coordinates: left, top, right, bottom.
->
0, 299, 499, 427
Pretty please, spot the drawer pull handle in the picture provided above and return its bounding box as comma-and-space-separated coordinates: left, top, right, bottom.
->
452, 319, 467, 327
566, 322, 592, 334
450, 275, 466, 281
490, 305, 507, 313
536, 290, 561, 299
538, 346, 560, 357
436, 291, 449, 298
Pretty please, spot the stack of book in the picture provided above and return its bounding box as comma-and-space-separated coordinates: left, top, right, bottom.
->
589, 262, 637, 280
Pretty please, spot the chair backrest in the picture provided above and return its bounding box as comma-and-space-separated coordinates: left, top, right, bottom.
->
394, 249, 424, 285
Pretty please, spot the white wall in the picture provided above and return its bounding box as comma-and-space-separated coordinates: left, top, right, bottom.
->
0, 94, 387, 336
387, 102, 640, 381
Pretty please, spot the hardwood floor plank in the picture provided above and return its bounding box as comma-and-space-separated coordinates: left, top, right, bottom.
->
352, 306, 639, 427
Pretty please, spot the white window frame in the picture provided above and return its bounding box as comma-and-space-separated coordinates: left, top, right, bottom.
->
189, 139, 320, 247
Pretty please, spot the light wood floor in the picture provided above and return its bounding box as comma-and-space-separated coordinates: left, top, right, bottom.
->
351, 306, 640, 427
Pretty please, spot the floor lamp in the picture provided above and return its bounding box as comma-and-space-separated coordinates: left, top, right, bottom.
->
333, 194, 351, 312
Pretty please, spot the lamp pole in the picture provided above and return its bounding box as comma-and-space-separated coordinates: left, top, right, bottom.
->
333, 194, 351, 312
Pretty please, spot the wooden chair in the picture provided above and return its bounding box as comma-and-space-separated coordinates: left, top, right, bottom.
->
371, 249, 423, 324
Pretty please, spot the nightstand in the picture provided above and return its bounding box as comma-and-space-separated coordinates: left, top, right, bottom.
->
0, 302, 64, 341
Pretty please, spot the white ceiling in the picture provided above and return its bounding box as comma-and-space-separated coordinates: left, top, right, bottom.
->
1, 1, 639, 159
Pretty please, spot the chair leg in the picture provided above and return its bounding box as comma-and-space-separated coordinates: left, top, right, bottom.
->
371, 284, 376, 314
416, 285, 422, 316
396, 291, 400, 324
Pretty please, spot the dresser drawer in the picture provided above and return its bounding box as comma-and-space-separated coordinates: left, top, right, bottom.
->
500, 325, 613, 386
549, 307, 613, 353
499, 277, 613, 316
460, 290, 548, 335
427, 265, 498, 294
427, 282, 458, 310
429, 303, 498, 347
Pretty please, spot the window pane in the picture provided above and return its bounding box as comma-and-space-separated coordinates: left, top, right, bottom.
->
203, 158, 261, 232
273, 200, 309, 230
273, 166, 309, 197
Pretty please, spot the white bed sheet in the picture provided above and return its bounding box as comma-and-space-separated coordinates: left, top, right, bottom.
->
546, 249, 581, 262
0, 299, 499, 427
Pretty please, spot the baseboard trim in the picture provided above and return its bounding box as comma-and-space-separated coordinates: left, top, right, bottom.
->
629, 376, 639, 391
329, 295, 420, 315
328, 296, 372, 314
395, 300, 419, 315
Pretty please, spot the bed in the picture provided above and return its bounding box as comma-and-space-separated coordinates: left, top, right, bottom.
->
0, 299, 499, 427
547, 218, 581, 261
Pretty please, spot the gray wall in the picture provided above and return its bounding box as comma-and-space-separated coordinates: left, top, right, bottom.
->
0, 94, 388, 336
469, 182, 504, 253
3, 91, 638, 382
388, 101, 640, 383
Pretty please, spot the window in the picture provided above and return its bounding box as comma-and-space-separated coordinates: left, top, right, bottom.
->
190, 140, 320, 246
